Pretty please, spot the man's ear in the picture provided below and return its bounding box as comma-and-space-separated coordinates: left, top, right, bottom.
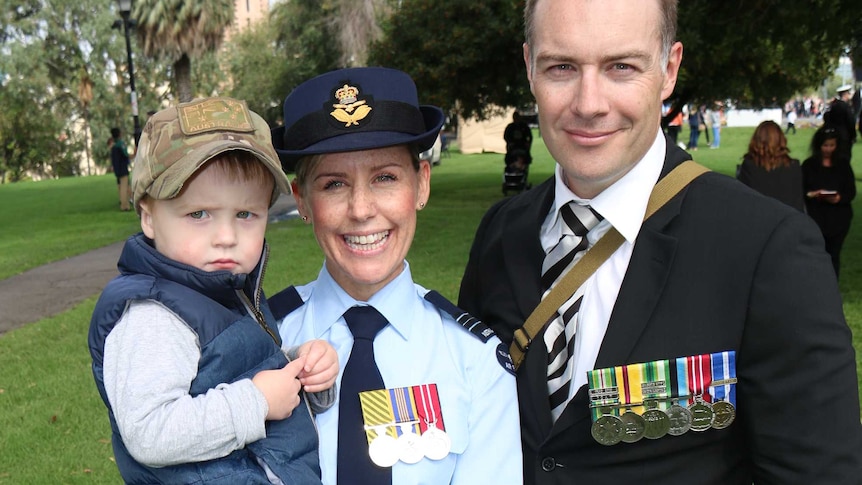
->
661, 41, 684, 101
523, 43, 535, 95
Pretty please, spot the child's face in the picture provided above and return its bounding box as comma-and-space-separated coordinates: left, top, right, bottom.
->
139, 162, 271, 274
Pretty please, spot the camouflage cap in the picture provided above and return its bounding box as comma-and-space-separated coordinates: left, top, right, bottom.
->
132, 97, 291, 213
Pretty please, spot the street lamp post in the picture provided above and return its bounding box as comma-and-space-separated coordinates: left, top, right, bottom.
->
114, 0, 141, 145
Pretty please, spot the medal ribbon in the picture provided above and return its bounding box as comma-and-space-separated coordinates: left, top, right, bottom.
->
622, 363, 645, 414
389, 387, 420, 436
412, 383, 446, 433
687, 354, 713, 402
708, 351, 736, 406
670, 356, 690, 407
587, 366, 619, 421
358, 389, 397, 442
642, 358, 669, 411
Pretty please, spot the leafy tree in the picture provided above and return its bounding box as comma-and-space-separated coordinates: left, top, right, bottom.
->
133, 0, 234, 102
369, 0, 529, 120
223, 0, 341, 125
0, 48, 71, 182
674, 0, 861, 109
370, 0, 862, 118
1, 0, 125, 179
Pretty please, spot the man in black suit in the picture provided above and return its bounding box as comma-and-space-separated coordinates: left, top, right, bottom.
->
824, 84, 857, 162
458, 0, 862, 483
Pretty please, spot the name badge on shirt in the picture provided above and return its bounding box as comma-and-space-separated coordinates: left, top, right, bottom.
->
359, 383, 452, 466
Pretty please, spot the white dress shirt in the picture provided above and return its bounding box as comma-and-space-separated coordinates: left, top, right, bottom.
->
539, 130, 666, 402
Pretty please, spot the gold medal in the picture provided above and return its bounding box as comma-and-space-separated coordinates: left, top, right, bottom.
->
591, 413, 625, 446
688, 396, 714, 432
619, 409, 646, 443
641, 401, 670, 439
708, 351, 737, 430
711, 400, 736, 429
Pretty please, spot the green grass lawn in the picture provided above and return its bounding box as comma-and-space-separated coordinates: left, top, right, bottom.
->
0, 125, 860, 482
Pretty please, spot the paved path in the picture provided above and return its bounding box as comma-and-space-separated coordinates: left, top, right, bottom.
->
0, 194, 298, 336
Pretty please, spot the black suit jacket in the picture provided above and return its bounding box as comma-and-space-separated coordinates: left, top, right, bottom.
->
459, 145, 862, 484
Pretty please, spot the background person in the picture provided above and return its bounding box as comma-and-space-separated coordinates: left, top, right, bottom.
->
707, 102, 722, 148
271, 67, 522, 485
737, 120, 805, 211
686, 104, 702, 150
824, 84, 857, 162
110, 127, 132, 211
802, 125, 856, 279
89, 98, 337, 483
666, 107, 683, 147
504, 111, 534, 169
458, 0, 862, 483
785, 108, 797, 134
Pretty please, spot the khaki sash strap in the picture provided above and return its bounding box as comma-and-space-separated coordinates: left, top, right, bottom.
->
509, 160, 710, 370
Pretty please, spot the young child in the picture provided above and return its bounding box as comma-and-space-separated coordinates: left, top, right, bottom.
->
89, 97, 337, 484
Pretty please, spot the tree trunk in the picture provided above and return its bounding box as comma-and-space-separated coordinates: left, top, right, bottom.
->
175, 54, 193, 102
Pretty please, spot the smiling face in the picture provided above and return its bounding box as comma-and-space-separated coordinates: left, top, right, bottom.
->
139, 157, 273, 275
294, 145, 430, 301
524, 0, 682, 198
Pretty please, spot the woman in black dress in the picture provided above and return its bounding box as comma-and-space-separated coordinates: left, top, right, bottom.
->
802, 125, 856, 278
737, 120, 805, 211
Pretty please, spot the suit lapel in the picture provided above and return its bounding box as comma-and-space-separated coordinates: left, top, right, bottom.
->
519, 324, 555, 440
501, 178, 555, 319
501, 178, 556, 440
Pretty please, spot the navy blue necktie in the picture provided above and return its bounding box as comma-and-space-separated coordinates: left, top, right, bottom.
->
337, 305, 391, 485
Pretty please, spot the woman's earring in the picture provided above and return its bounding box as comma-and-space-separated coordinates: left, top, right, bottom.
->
418, 202, 426, 209
301, 215, 309, 222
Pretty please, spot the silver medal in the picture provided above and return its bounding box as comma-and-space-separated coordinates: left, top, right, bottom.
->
421, 424, 452, 460
368, 431, 399, 468
666, 401, 693, 436
397, 424, 425, 464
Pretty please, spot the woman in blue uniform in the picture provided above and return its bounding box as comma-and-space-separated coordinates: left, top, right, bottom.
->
270, 67, 522, 485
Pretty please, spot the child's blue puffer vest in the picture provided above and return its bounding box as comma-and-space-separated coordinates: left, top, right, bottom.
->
88, 234, 321, 484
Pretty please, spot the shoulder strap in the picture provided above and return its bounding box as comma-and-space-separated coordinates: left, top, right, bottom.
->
424, 289, 495, 343
509, 160, 710, 370
268, 285, 305, 321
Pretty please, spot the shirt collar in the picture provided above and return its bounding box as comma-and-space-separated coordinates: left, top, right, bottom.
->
310, 260, 417, 340
549, 130, 665, 244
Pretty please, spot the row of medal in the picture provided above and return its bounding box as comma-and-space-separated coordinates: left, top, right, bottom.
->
359, 383, 452, 467
587, 351, 737, 446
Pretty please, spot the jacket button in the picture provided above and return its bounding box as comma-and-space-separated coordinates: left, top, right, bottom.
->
541, 457, 556, 472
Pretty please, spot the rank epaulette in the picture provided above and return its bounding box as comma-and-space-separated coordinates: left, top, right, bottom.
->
268, 285, 305, 321
423, 290, 494, 343
423, 290, 515, 375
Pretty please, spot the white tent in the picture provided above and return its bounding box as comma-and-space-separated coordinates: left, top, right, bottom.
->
457, 108, 515, 154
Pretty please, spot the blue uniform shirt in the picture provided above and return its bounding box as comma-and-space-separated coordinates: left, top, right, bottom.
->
279, 262, 522, 484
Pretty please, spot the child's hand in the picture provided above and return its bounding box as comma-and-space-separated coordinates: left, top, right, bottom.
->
296, 340, 339, 393
252, 356, 306, 420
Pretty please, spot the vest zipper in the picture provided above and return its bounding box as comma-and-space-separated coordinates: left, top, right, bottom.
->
238, 245, 279, 344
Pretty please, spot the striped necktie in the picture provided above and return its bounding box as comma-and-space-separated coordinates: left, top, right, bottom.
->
337, 305, 392, 485
541, 202, 603, 421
